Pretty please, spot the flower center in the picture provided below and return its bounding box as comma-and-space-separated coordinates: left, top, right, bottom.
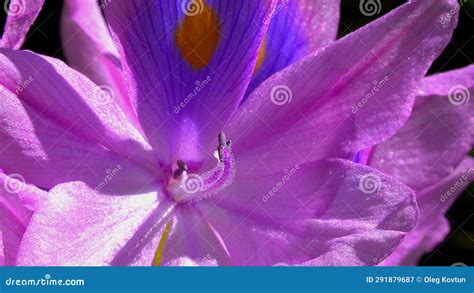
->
167, 132, 235, 203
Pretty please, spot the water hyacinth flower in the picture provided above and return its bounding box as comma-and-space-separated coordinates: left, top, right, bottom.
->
0, 0, 466, 266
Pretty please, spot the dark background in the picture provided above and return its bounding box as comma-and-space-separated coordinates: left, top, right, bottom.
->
1, 0, 473, 266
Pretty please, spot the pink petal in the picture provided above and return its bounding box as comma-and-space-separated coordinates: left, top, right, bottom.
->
370, 66, 473, 191
226, 0, 458, 173
191, 159, 417, 265
0, 0, 44, 49
16, 182, 175, 266
61, 0, 136, 126
381, 158, 473, 265
0, 49, 156, 191
0, 172, 45, 265
103, 0, 276, 163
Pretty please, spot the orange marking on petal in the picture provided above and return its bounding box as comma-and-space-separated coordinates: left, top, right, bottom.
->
254, 38, 267, 73
175, 2, 221, 70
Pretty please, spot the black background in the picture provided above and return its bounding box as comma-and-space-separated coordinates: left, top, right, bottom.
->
1, 0, 473, 266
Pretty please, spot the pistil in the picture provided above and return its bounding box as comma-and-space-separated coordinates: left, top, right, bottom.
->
167, 132, 236, 203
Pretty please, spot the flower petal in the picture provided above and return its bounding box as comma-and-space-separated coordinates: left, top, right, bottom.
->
159, 206, 232, 266
0, 49, 155, 192
60, 0, 135, 125
421, 64, 474, 96
16, 182, 175, 266
247, 0, 340, 95
104, 0, 276, 163
0, 0, 44, 49
370, 66, 474, 191
193, 159, 417, 265
381, 158, 473, 265
225, 0, 458, 173
0, 172, 45, 265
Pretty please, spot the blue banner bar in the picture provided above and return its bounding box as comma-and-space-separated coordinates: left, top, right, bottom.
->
0, 267, 472, 292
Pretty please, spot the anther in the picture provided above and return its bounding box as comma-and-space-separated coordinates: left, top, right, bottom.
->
217, 131, 231, 162
173, 160, 188, 179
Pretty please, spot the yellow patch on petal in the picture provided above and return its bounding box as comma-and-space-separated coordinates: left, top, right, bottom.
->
175, 2, 221, 70
153, 220, 173, 266
254, 38, 267, 73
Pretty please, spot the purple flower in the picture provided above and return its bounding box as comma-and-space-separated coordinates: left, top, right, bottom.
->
364, 66, 473, 265
0, 0, 463, 266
